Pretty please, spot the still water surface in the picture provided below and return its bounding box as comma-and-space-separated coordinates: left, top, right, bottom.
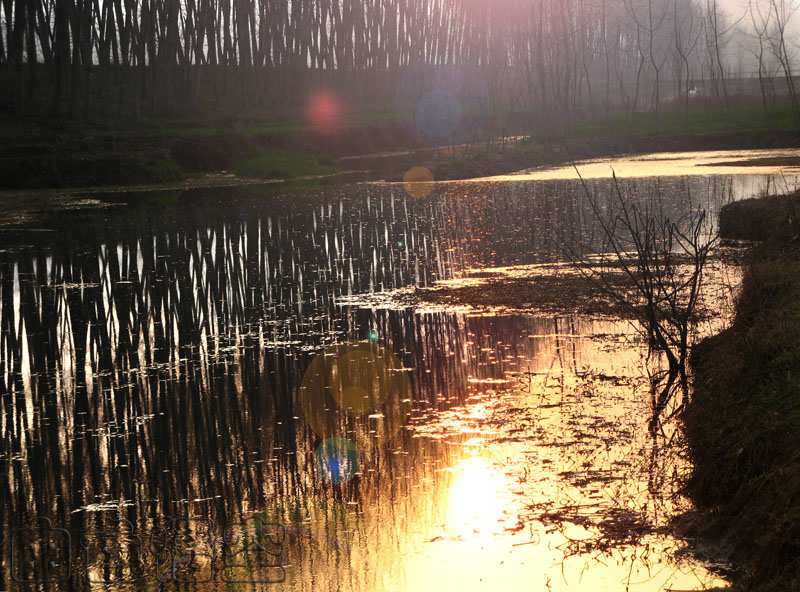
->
1, 150, 799, 590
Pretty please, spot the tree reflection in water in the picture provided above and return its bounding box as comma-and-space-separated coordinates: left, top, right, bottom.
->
0, 176, 744, 589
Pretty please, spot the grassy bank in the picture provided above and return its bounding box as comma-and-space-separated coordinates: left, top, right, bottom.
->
427, 101, 800, 180
570, 104, 799, 138
430, 126, 800, 182
234, 149, 336, 179
0, 152, 184, 189
684, 190, 800, 591
0, 111, 397, 189
2, 103, 799, 189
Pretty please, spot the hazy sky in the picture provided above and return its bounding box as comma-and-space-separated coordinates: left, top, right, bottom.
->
718, 0, 800, 33
714, 0, 800, 72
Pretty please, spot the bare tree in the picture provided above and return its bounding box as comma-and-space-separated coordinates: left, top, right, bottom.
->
702, 0, 741, 115
0, 0, 764, 129
766, 0, 800, 127
673, 0, 702, 126
747, 0, 781, 127
564, 172, 717, 429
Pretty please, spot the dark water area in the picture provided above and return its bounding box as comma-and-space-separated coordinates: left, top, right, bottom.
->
0, 166, 792, 590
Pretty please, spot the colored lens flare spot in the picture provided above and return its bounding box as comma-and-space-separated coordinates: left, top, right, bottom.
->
433, 64, 465, 95
299, 340, 412, 444
414, 89, 462, 138
403, 166, 435, 198
308, 91, 341, 128
314, 437, 360, 484
330, 349, 389, 415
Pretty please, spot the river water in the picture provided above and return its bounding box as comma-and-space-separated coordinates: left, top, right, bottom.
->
1, 149, 799, 591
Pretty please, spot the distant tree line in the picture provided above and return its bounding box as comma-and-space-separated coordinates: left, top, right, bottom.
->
0, 0, 797, 130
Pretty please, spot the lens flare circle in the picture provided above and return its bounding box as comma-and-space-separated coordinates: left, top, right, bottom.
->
415, 90, 462, 138
330, 348, 392, 415
307, 90, 341, 129
299, 340, 412, 443
314, 437, 360, 484
402, 166, 435, 198
433, 64, 465, 95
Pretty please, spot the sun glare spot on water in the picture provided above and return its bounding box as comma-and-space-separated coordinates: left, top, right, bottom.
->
447, 456, 505, 536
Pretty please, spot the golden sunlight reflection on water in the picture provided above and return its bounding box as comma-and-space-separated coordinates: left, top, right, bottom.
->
470, 147, 800, 187
269, 258, 739, 591
0, 168, 754, 591
270, 311, 735, 591
447, 456, 505, 536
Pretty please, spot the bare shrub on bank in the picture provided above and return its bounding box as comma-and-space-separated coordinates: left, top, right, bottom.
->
564, 172, 717, 429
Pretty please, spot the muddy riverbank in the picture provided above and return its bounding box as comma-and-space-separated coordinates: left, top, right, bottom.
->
3, 116, 800, 190
685, 189, 800, 591
427, 129, 800, 182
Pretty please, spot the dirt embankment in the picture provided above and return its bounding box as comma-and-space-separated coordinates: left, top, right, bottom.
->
3, 114, 800, 190
684, 190, 800, 591
428, 129, 800, 181
0, 118, 419, 190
